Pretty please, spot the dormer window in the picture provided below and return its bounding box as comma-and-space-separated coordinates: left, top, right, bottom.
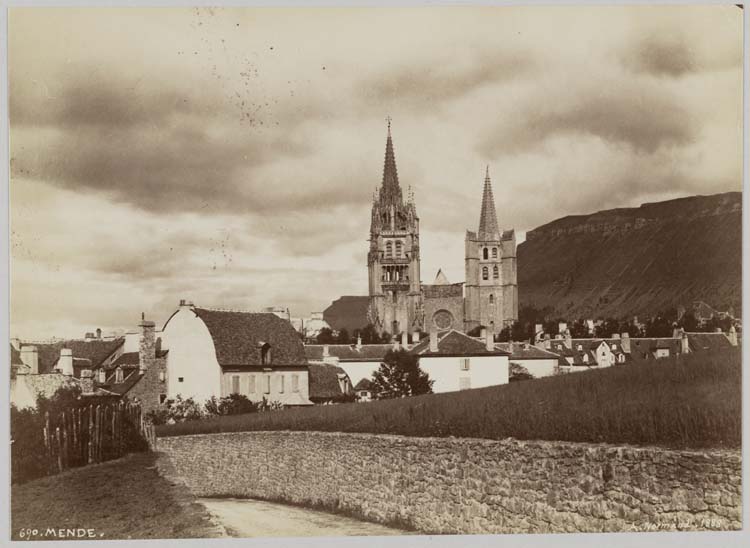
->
115, 367, 124, 383
583, 354, 589, 363
577, 344, 583, 351
261, 343, 272, 366
611, 344, 616, 350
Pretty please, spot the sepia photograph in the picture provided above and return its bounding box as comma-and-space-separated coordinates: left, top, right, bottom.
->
3, 2, 746, 545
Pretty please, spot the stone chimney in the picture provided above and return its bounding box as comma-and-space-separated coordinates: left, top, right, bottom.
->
429, 330, 438, 353
543, 333, 551, 350
620, 332, 630, 354
179, 299, 194, 308
558, 322, 567, 335
714, 327, 723, 333
728, 325, 738, 346
58, 348, 74, 376
672, 327, 683, 339
485, 329, 494, 352
323, 344, 329, 358
20, 345, 39, 375
612, 333, 620, 340
356, 335, 362, 350
401, 331, 408, 349
96, 328, 102, 339
393, 337, 400, 351
98, 368, 107, 383
80, 369, 95, 394
139, 315, 156, 373
411, 331, 420, 344
480, 327, 487, 341
563, 329, 572, 350
680, 331, 690, 355
534, 324, 543, 343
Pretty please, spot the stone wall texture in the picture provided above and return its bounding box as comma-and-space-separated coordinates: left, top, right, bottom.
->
158, 431, 741, 535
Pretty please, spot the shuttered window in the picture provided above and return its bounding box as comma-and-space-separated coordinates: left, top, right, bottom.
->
264, 375, 271, 394
231, 375, 240, 395
279, 375, 285, 394
460, 358, 470, 371
249, 374, 256, 393
292, 374, 299, 393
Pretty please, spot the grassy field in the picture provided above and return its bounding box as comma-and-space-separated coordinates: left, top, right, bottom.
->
11, 452, 222, 541
158, 348, 741, 449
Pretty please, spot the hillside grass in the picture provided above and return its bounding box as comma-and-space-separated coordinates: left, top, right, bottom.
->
11, 452, 222, 540
158, 348, 742, 449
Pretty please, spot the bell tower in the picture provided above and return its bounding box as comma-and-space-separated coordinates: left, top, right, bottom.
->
464, 166, 518, 334
367, 119, 422, 337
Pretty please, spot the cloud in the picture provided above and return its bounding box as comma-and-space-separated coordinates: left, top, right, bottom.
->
359, 49, 535, 109
478, 79, 696, 156
620, 34, 696, 77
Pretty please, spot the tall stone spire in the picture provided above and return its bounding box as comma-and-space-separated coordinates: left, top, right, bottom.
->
478, 165, 500, 237
380, 116, 402, 204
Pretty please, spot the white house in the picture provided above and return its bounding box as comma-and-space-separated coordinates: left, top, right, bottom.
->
304, 339, 392, 392
410, 330, 510, 393
495, 342, 560, 378
161, 300, 313, 406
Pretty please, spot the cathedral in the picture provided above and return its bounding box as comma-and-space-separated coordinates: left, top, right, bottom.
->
366, 122, 518, 337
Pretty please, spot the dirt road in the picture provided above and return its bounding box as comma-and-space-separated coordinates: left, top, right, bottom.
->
198, 497, 410, 538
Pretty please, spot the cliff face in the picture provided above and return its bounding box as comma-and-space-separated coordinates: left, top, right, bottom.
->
517, 192, 742, 319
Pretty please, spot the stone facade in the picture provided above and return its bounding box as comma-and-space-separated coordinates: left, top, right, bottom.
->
159, 431, 741, 535
422, 283, 465, 332
367, 123, 422, 336
126, 356, 168, 415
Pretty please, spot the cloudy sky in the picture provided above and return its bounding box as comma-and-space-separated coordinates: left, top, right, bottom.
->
9, 5, 743, 339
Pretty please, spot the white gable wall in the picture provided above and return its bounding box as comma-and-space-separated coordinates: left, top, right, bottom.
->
162, 308, 222, 404
418, 355, 509, 393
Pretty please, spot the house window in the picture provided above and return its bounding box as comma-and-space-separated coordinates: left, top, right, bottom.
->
231, 375, 240, 395
459, 377, 471, 390
264, 375, 271, 394
178, 377, 184, 383
483, 247, 488, 260
395, 241, 402, 257
489, 294, 494, 304
460, 358, 471, 371
493, 265, 499, 279
583, 354, 589, 363
619, 354, 625, 363
249, 374, 256, 393
492, 247, 498, 259
292, 374, 299, 393
159, 394, 167, 404
279, 375, 285, 394
386, 241, 392, 257
482, 267, 489, 280
115, 368, 123, 383
611, 344, 616, 350
577, 344, 583, 351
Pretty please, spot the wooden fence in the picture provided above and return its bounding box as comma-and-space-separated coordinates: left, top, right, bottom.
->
42, 401, 156, 475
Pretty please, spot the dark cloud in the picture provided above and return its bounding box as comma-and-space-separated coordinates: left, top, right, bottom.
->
478, 84, 696, 156
360, 49, 534, 108
621, 34, 695, 77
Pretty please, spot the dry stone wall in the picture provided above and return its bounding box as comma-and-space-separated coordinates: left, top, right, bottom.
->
158, 431, 741, 535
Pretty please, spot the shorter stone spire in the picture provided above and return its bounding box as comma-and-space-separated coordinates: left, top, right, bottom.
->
478, 166, 500, 238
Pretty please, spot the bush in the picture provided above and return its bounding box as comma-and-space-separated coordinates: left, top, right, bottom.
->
158, 348, 741, 449
509, 363, 535, 382
205, 394, 258, 416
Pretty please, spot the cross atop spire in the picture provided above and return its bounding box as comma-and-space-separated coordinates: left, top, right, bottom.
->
478, 166, 500, 238
379, 117, 402, 204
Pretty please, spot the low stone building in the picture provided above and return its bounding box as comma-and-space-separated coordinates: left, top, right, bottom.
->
495, 342, 560, 378
162, 301, 313, 406
308, 363, 354, 404
304, 339, 392, 392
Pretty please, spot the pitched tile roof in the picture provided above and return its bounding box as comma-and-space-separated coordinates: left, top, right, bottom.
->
686, 332, 733, 352
24, 338, 124, 374
308, 363, 351, 401
628, 338, 681, 360
411, 330, 510, 357
99, 368, 144, 396
322, 296, 371, 332
354, 377, 375, 391
495, 342, 561, 360
194, 308, 307, 367
304, 344, 392, 362
109, 349, 168, 369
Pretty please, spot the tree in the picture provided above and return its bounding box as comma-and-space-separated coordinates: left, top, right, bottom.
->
353, 324, 390, 344
509, 363, 535, 382
337, 328, 350, 344
371, 349, 433, 399
315, 327, 336, 344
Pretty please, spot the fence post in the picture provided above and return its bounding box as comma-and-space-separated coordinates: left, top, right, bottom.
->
87, 404, 94, 465
55, 427, 63, 473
